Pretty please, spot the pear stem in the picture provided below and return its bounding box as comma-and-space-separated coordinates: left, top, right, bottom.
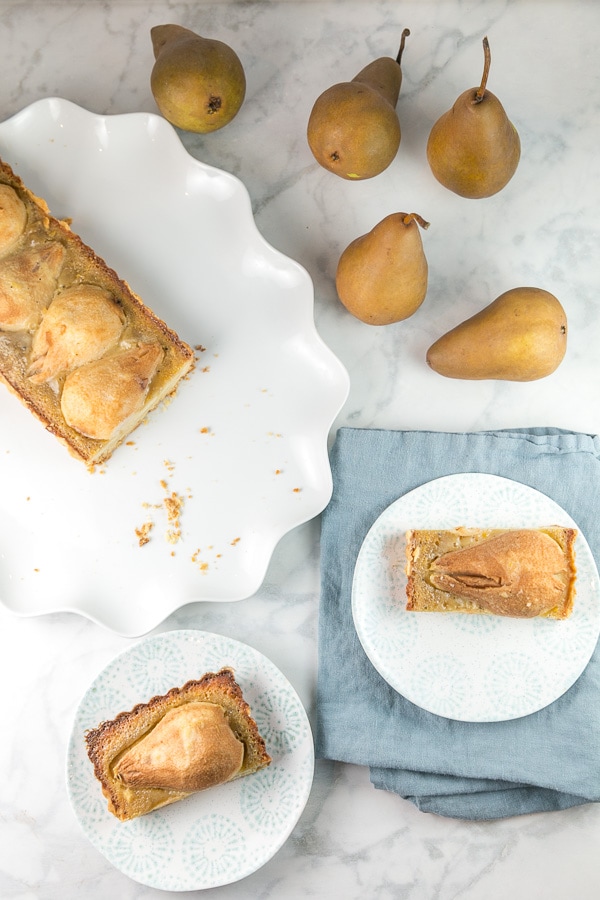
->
475, 36, 491, 102
396, 28, 411, 65
403, 213, 430, 230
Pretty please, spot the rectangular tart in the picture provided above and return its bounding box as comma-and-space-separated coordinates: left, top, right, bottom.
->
85, 667, 272, 821
0, 157, 195, 465
405, 526, 577, 619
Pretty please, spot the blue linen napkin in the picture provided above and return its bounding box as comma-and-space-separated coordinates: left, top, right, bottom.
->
316, 427, 600, 820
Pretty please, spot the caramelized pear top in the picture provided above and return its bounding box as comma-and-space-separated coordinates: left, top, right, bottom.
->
27, 284, 125, 383
113, 702, 244, 793
0, 184, 27, 257
429, 530, 574, 617
60, 342, 164, 440
0, 242, 66, 333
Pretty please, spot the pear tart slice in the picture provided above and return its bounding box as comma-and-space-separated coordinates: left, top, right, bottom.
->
405, 527, 577, 619
85, 668, 271, 821
0, 158, 194, 465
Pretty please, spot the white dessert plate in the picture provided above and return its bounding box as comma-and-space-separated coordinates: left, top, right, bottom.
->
352, 473, 600, 722
0, 98, 349, 636
67, 629, 314, 891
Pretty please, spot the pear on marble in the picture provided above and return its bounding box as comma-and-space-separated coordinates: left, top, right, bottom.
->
426, 287, 567, 381
150, 24, 246, 133
427, 36, 520, 198
307, 28, 410, 179
335, 212, 429, 324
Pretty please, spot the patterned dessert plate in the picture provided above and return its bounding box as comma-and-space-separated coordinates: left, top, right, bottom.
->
67, 630, 314, 890
351, 473, 600, 722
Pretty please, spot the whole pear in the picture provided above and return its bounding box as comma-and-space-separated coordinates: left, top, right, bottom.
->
307, 29, 410, 180
150, 24, 246, 133
427, 37, 520, 198
336, 212, 430, 325
426, 287, 567, 381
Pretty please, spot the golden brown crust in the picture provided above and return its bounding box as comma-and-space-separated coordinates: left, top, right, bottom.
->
0, 157, 195, 465
405, 526, 577, 619
85, 667, 271, 821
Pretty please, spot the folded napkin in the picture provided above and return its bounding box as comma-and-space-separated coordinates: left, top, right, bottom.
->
316, 427, 600, 820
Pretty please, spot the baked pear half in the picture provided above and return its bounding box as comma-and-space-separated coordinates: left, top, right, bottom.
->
405, 527, 577, 619
85, 667, 271, 821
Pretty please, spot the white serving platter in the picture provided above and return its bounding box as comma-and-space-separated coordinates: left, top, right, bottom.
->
0, 98, 349, 635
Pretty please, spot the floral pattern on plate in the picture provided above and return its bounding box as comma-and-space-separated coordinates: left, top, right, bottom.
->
352, 474, 600, 722
66, 630, 314, 890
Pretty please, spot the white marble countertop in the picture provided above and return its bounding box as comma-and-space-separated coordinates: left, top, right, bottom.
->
1, 1, 600, 897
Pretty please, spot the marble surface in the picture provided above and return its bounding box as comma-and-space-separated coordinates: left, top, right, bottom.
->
1, 1, 600, 897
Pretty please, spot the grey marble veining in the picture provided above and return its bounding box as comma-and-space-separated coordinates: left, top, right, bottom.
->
1, 2, 600, 898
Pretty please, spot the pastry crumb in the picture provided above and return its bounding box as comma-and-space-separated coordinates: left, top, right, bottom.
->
164, 491, 184, 544
191, 548, 209, 572
137, 463, 185, 547
135, 521, 154, 547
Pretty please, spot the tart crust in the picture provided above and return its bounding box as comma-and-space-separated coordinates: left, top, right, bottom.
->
85, 667, 271, 821
0, 157, 194, 465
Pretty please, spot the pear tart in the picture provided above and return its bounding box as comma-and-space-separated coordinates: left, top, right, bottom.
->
405, 526, 577, 619
85, 668, 271, 821
0, 158, 194, 465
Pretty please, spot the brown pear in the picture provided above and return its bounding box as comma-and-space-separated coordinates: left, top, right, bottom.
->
426, 287, 567, 381
336, 212, 429, 325
150, 24, 246, 133
307, 29, 410, 180
427, 37, 520, 198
